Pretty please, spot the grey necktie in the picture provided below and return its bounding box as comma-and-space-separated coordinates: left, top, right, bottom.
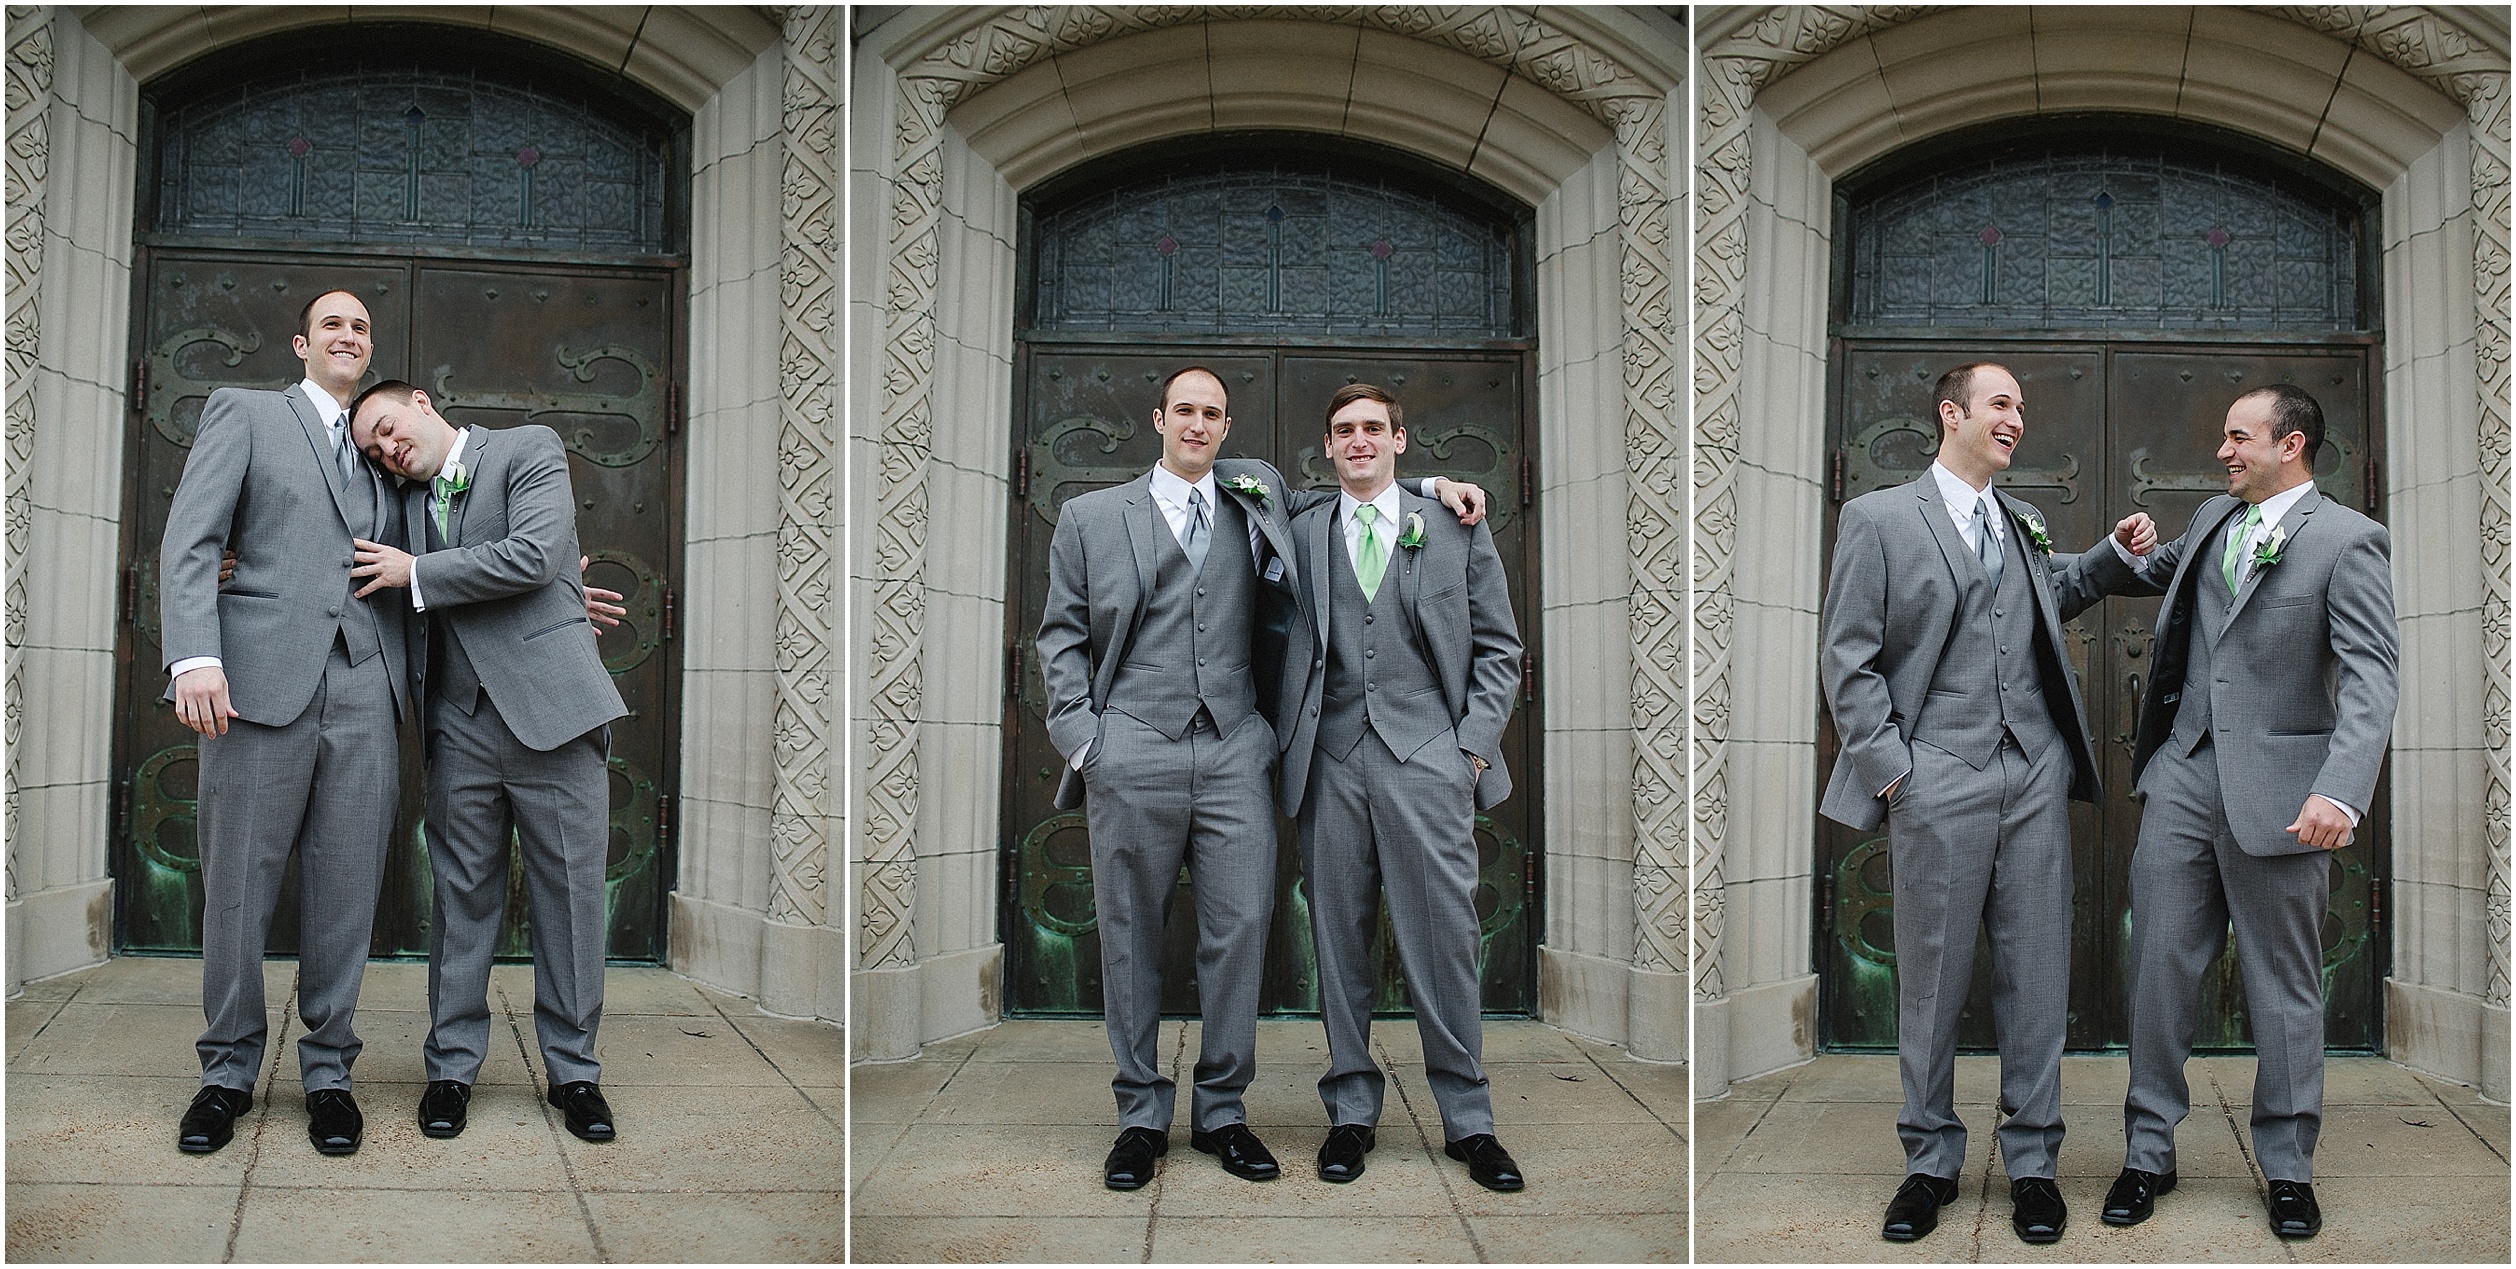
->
330, 418, 356, 488
1974, 496, 2003, 591
1183, 487, 1211, 574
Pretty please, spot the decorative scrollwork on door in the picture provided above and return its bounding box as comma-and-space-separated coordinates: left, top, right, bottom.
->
429, 344, 662, 467
1026, 414, 1141, 524
128, 744, 204, 875
582, 549, 665, 675
147, 325, 268, 447
1842, 414, 2082, 504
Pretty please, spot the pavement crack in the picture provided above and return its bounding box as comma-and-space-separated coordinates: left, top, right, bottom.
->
225, 966, 297, 1263
2418, 1073, 2510, 1166
1379, 1035, 1488, 1263
703, 993, 836, 1132
504, 977, 610, 1264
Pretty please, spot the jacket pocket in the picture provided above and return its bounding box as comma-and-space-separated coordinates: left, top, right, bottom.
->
523, 615, 589, 642
222, 588, 279, 600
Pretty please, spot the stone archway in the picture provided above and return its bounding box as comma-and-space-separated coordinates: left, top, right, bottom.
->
851, 7, 1685, 1059
1691, 5, 2510, 1096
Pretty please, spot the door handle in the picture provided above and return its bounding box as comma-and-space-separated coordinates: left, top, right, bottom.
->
2114, 672, 2140, 751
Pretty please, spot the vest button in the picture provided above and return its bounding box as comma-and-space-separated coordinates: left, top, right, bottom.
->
1366, 649, 1375, 658
1364, 614, 1374, 624
1197, 658, 1206, 667
328, 607, 341, 618
1367, 683, 1377, 692
1994, 608, 2004, 617
1196, 587, 1206, 596
1197, 623, 1206, 632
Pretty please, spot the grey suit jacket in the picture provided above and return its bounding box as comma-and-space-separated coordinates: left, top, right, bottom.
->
1278, 489, 1522, 816
160, 385, 409, 725
1037, 457, 1324, 811
1819, 473, 2131, 832
400, 425, 626, 753
2119, 487, 2398, 856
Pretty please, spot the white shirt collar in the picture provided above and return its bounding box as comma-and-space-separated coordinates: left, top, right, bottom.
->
1929, 460, 2003, 540
1148, 462, 1216, 515
436, 426, 472, 481
1339, 481, 1402, 529
2242, 479, 2315, 536
297, 378, 347, 428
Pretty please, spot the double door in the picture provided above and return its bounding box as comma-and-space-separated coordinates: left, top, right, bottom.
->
1817, 339, 2384, 1051
113, 246, 683, 961
1002, 344, 1539, 1017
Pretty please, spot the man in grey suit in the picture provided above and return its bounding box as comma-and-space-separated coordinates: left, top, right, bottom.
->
161, 287, 410, 1156
1277, 383, 1525, 1192
2096, 384, 2397, 1240
1820, 362, 2155, 1243
1036, 366, 1482, 1190
345, 380, 629, 1144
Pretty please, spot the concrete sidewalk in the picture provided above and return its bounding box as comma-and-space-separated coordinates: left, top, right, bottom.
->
1695, 1052, 2510, 1263
853, 1018, 1686, 1263
5, 955, 841, 1262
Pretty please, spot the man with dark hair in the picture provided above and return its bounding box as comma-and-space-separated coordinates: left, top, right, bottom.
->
1278, 382, 1525, 1192
1820, 361, 2156, 1244
2095, 383, 2396, 1240
161, 287, 408, 1157
1037, 366, 1485, 1191
346, 379, 628, 1145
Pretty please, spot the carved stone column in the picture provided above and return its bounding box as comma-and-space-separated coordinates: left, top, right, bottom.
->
3, 5, 52, 924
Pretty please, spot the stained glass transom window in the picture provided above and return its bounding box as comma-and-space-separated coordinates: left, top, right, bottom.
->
155, 70, 670, 253
1849, 147, 2362, 330
1031, 163, 1518, 337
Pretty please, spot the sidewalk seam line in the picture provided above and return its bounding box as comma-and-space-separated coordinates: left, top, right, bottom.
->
704, 992, 838, 1132
1379, 1033, 1488, 1263
224, 966, 294, 1264
504, 976, 610, 1263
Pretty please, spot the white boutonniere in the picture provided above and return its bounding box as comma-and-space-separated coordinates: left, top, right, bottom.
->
2252, 524, 2288, 570
432, 459, 472, 538
1396, 511, 1426, 551
1223, 474, 1270, 503
2011, 506, 2054, 557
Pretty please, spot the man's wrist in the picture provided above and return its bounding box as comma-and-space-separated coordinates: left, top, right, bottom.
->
1418, 477, 1442, 498
170, 655, 222, 679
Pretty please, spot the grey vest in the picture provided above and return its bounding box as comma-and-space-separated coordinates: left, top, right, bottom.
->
423, 508, 485, 716
1317, 517, 1449, 764
335, 471, 386, 666
1103, 492, 1259, 739
2169, 548, 2239, 755
1912, 519, 2061, 765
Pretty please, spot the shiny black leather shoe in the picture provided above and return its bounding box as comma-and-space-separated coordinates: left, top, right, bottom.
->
417, 1080, 472, 1139
1882, 1173, 1960, 1241
1443, 1133, 1525, 1192
2101, 1167, 2176, 1226
178, 1085, 252, 1154
1317, 1124, 1376, 1183
2011, 1176, 2067, 1244
2267, 1179, 2322, 1239
1103, 1126, 1168, 1190
548, 1080, 615, 1142
1189, 1122, 1281, 1181
305, 1088, 363, 1155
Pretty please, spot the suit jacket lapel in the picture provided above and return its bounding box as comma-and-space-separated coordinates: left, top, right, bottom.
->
1217, 463, 1294, 588
1309, 495, 1338, 655
2226, 486, 2319, 626
1910, 474, 1972, 583
446, 428, 487, 545
290, 388, 356, 528
1394, 490, 1429, 652
1993, 489, 2066, 636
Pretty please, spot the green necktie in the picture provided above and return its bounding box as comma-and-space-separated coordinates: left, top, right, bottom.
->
1355, 503, 1387, 600
433, 474, 458, 541
2221, 503, 2261, 594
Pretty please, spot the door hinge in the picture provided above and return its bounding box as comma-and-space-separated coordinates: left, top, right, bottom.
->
661, 586, 676, 641
123, 562, 140, 620
1006, 640, 1023, 703
130, 357, 148, 415
1820, 874, 1837, 932
1518, 453, 1533, 508
1013, 446, 1030, 499
655, 793, 675, 850
2363, 448, 2379, 516
111, 774, 132, 846
2368, 886, 2383, 940
666, 379, 682, 436
1830, 449, 1846, 503
1520, 652, 1538, 705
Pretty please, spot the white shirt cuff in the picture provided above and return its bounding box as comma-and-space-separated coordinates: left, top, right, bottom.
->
2324, 796, 2361, 827
2110, 533, 2140, 566
1070, 738, 1092, 770
169, 656, 222, 680
1879, 767, 1910, 799
408, 557, 428, 612
1416, 477, 1440, 498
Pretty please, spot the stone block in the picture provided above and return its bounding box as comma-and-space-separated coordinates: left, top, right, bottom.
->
2396, 608, 2482, 752
1470, 72, 1614, 207
2315, 45, 2468, 192
1722, 972, 1819, 1085
36, 229, 133, 390
853, 960, 922, 1061
1536, 944, 1629, 1044
1055, 24, 1217, 162
757, 917, 845, 1024
1542, 851, 1634, 962
951, 58, 1080, 183
678, 669, 775, 813
2387, 748, 2487, 893
1342, 29, 1506, 178
1537, 344, 1626, 485
1541, 726, 1635, 859
3, 1182, 243, 1262
0, 878, 110, 992
677, 537, 777, 670
669, 890, 766, 1000
2178, 9, 2347, 161
1540, 478, 1633, 610
9, 649, 112, 788
1721, 741, 1816, 884
1204, 19, 1362, 139
1722, 872, 1810, 987
16, 512, 119, 653
620, 10, 779, 116
2027, 8, 2186, 115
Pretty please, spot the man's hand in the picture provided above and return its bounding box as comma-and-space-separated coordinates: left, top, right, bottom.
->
2286, 794, 2354, 850
218, 551, 238, 585
1882, 774, 1903, 802
351, 537, 415, 597
581, 555, 626, 628
1432, 478, 1488, 527
2113, 512, 2158, 556
173, 665, 237, 737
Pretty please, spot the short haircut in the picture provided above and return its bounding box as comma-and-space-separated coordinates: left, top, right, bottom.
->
297, 288, 364, 341
2236, 383, 2326, 465
1931, 362, 2013, 430
1323, 381, 1403, 431
349, 379, 419, 422
1158, 365, 1228, 412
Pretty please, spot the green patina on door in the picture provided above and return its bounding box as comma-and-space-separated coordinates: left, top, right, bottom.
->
1001, 144, 1542, 1018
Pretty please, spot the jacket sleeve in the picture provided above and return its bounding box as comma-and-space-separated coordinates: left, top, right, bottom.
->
1455, 519, 1522, 764
1820, 502, 1908, 800
158, 389, 255, 668
2045, 536, 2145, 620
407, 429, 572, 608
1036, 504, 1100, 763
2311, 524, 2399, 814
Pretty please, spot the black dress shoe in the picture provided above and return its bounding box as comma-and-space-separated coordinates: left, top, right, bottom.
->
1882, 1173, 1960, 1241
1317, 1124, 1376, 1183
1443, 1133, 1525, 1192
549, 1080, 615, 1142
2012, 1176, 2067, 1244
2100, 1167, 2176, 1226
1103, 1126, 1168, 1190
2267, 1179, 2322, 1239
1189, 1122, 1281, 1181
305, 1088, 363, 1156
417, 1080, 472, 1139
178, 1085, 252, 1154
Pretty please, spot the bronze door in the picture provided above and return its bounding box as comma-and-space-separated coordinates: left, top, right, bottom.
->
113, 247, 683, 961
1816, 340, 2381, 1051
1004, 345, 1538, 1017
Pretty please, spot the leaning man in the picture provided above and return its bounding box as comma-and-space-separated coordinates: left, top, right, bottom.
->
347, 381, 627, 1143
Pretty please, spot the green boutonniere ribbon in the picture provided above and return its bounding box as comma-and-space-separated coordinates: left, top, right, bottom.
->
432, 459, 472, 538
2252, 524, 2288, 570
1396, 511, 1426, 550
2012, 507, 2054, 556
1223, 474, 1270, 503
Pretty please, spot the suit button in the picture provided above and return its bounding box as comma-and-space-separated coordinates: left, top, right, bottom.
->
328, 607, 341, 617
1366, 650, 1375, 658
1364, 615, 1374, 624
1999, 646, 2008, 654
1196, 587, 1206, 596
1367, 683, 1377, 692
1314, 659, 1323, 669
1197, 623, 1206, 632
1197, 658, 1207, 667
343, 557, 354, 568
1994, 608, 2003, 617
1309, 707, 1318, 716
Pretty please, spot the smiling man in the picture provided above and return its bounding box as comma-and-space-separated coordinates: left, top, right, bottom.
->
1819, 362, 2156, 1244
2093, 384, 2397, 1240
346, 381, 627, 1146
1277, 383, 1524, 1192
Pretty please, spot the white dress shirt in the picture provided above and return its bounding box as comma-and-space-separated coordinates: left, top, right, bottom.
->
1339, 482, 1404, 572
170, 380, 352, 682
407, 426, 473, 613
1930, 460, 2005, 553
